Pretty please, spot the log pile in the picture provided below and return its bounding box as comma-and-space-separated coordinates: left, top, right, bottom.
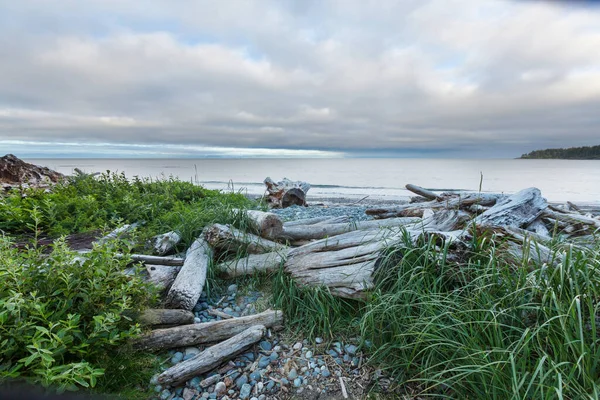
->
122, 183, 598, 387
263, 177, 310, 208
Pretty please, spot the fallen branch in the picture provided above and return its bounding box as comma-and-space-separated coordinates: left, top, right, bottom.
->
138, 309, 195, 329
165, 239, 211, 310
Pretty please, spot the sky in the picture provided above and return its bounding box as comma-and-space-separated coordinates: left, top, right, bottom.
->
1, 0, 599, 158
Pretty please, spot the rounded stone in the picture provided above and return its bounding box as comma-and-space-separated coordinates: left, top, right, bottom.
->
239, 383, 252, 399
235, 374, 249, 388
293, 377, 302, 387
215, 382, 227, 395
315, 337, 324, 344
288, 368, 298, 380
259, 341, 272, 351
227, 284, 238, 293
293, 342, 303, 351
305, 351, 313, 359
321, 369, 331, 378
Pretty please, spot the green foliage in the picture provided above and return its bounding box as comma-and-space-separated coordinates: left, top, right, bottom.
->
0, 172, 253, 248
520, 144, 600, 160
0, 236, 156, 392
360, 231, 600, 399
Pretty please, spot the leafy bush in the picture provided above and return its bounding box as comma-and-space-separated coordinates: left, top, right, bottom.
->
0, 172, 253, 248
0, 237, 156, 391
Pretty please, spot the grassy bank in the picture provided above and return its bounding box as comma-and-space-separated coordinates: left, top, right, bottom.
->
1, 174, 599, 398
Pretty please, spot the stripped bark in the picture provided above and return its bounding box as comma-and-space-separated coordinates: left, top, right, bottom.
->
134, 309, 283, 352
156, 325, 265, 386
165, 239, 211, 310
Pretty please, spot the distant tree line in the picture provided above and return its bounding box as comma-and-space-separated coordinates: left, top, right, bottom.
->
520, 144, 600, 160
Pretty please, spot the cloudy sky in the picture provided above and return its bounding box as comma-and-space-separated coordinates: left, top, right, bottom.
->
1, 0, 599, 158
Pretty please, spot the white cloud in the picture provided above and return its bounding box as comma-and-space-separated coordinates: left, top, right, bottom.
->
0, 0, 599, 157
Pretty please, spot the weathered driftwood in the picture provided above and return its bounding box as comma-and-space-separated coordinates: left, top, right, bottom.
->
235, 209, 284, 239
145, 264, 180, 291
216, 251, 285, 278
165, 239, 212, 310
156, 325, 266, 386
474, 188, 547, 228
525, 219, 551, 238
405, 184, 441, 201
132, 254, 184, 266
284, 216, 332, 227
134, 309, 283, 352
154, 231, 181, 256
367, 192, 506, 219
278, 217, 420, 241
204, 224, 285, 254
138, 309, 195, 328
542, 209, 600, 230
263, 177, 310, 208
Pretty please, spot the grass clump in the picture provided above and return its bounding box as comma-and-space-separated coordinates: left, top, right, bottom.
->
360, 231, 600, 399
0, 236, 156, 392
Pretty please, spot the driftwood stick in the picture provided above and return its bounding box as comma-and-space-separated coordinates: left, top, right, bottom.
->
156, 325, 266, 386
542, 209, 600, 230
134, 309, 283, 352
204, 224, 285, 254
165, 239, 211, 310
131, 254, 184, 266
405, 184, 440, 201
138, 309, 195, 328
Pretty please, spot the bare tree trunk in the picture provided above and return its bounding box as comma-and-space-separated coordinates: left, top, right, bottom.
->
216, 251, 285, 278
405, 184, 441, 201
204, 223, 285, 254
165, 239, 211, 310
138, 309, 195, 328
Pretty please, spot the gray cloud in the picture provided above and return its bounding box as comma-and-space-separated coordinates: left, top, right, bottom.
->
0, 0, 599, 157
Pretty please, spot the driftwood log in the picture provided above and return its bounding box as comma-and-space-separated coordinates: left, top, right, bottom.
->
138, 309, 195, 328
165, 239, 212, 310
405, 184, 441, 201
263, 177, 310, 208
234, 209, 284, 239
156, 325, 266, 386
278, 217, 420, 241
474, 188, 547, 228
204, 224, 285, 254
144, 264, 180, 292
153, 231, 181, 256
131, 254, 185, 266
134, 309, 283, 352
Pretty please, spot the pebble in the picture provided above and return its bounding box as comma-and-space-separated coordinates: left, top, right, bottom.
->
189, 377, 201, 388
227, 284, 238, 293
215, 382, 227, 395
305, 350, 313, 359
258, 357, 271, 368
259, 395, 266, 400
288, 368, 298, 380
322, 369, 331, 377
184, 347, 201, 358
239, 384, 252, 399
280, 378, 290, 386
259, 341, 272, 351
269, 352, 279, 361
250, 371, 262, 381
293, 342, 303, 350
257, 382, 264, 391
171, 352, 184, 364
315, 337, 323, 344
293, 377, 303, 387
345, 344, 358, 355
160, 389, 171, 400
236, 374, 248, 388
194, 317, 202, 324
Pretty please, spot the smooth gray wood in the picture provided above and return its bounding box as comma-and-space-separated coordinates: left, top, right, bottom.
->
156, 325, 265, 386
405, 184, 441, 201
236, 209, 284, 239
279, 217, 420, 241
134, 309, 282, 352
204, 223, 285, 254
145, 264, 180, 292
165, 239, 212, 310
131, 254, 185, 266
474, 188, 547, 228
284, 216, 332, 227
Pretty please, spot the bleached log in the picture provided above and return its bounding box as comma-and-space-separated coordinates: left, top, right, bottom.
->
284, 216, 332, 227
542, 209, 600, 230
263, 177, 310, 208
474, 188, 547, 228
134, 309, 283, 352
145, 264, 180, 291
138, 309, 195, 328
235, 209, 284, 239
154, 231, 181, 256
217, 251, 285, 278
165, 239, 211, 310
279, 217, 420, 241
414, 209, 471, 232
156, 325, 265, 386
97, 223, 140, 244
367, 192, 505, 219
405, 184, 441, 201
204, 224, 285, 254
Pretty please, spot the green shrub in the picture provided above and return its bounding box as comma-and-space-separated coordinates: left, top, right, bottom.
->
0, 236, 156, 392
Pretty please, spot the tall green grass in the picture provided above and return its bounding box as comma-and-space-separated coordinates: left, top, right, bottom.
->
360, 231, 600, 399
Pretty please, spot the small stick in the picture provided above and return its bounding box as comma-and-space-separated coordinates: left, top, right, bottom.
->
349, 195, 369, 206
339, 376, 348, 399
208, 309, 234, 319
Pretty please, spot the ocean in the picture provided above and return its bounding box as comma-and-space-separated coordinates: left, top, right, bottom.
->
28, 158, 600, 204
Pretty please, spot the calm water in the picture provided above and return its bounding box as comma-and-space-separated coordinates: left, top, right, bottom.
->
28, 158, 600, 204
